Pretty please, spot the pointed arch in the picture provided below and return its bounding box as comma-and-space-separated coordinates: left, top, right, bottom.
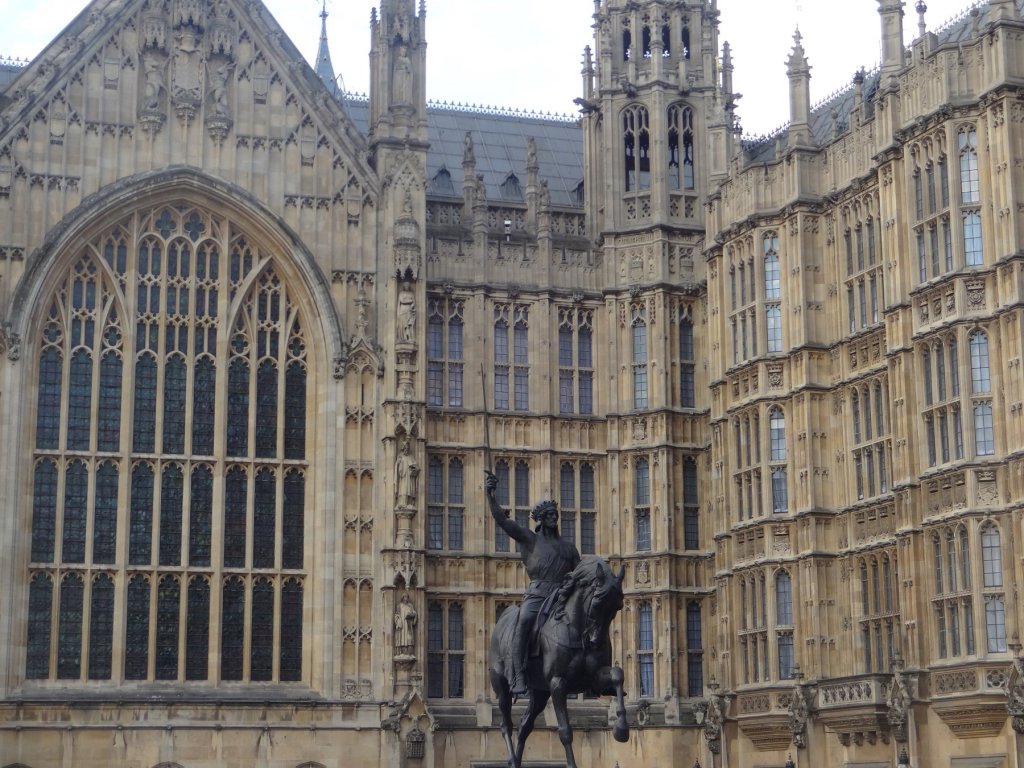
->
8, 167, 344, 363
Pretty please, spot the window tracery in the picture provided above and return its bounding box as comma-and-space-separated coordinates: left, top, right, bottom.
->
25, 206, 310, 684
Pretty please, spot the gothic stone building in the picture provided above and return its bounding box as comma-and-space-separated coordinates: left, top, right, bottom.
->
0, 0, 1023, 766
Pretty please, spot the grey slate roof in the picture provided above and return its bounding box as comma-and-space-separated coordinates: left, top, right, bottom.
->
743, 0, 1020, 163
344, 98, 585, 209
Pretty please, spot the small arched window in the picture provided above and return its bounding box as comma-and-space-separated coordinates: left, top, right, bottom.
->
775, 571, 793, 626
668, 105, 694, 191
623, 105, 651, 191
969, 330, 991, 393
769, 408, 786, 461
981, 525, 1003, 588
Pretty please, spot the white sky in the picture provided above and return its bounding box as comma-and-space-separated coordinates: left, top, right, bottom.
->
1, 0, 981, 135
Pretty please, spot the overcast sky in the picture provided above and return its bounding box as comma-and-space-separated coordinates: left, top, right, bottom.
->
1, 0, 981, 135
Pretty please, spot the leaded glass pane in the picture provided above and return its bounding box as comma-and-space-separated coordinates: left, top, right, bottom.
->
57, 573, 84, 679
255, 359, 278, 458
31, 460, 58, 563
155, 576, 180, 680
282, 469, 305, 570
88, 574, 114, 680
189, 465, 213, 567
62, 460, 88, 563
251, 578, 274, 681
133, 353, 157, 452
227, 357, 249, 456
253, 468, 276, 568
129, 462, 154, 565
280, 579, 303, 681
159, 464, 184, 566
26, 573, 53, 679
185, 577, 210, 680
96, 348, 121, 450
221, 577, 245, 681
36, 345, 63, 449
67, 349, 93, 451
191, 357, 216, 455
92, 461, 119, 564
223, 466, 247, 568
162, 354, 187, 453
284, 360, 307, 460
125, 575, 150, 680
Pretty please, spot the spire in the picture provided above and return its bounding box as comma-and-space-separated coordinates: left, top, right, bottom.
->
315, 0, 342, 97
878, 0, 906, 79
786, 28, 813, 148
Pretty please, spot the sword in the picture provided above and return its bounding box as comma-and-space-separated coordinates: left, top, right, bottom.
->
480, 361, 492, 474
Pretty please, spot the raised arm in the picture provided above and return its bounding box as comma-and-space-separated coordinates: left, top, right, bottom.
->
484, 471, 534, 546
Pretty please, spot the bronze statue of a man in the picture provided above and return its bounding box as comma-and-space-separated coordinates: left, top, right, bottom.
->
485, 471, 580, 695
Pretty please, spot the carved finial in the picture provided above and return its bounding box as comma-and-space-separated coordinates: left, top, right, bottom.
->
915, 1, 927, 37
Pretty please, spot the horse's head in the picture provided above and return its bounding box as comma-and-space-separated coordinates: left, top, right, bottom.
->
581, 560, 625, 648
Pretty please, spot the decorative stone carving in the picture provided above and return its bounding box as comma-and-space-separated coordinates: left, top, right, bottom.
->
886, 657, 912, 742
394, 437, 419, 509
139, 51, 168, 133
634, 559, 650, 585
788, 678, 811, 748
966, 279, 985, 308
1008, 654, 1024, 734
703, 684, 726, 754
172, 28, 203, 120
394, 592, 417, 654
392, 44, 413, 106
1, 323, 21, 361
205, 59, 233, 142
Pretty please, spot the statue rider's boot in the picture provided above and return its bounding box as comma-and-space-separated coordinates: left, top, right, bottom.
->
510, 667, 528, 697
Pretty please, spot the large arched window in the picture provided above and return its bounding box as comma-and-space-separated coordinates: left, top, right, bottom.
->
25, 205, 310, 683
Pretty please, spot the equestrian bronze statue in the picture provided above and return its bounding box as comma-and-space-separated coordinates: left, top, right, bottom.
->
485, 471, 629, 768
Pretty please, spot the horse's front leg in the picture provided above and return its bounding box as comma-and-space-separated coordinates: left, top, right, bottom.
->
593, 665, 629, 743
489, 667, 517, 767
549, 676, 578, 768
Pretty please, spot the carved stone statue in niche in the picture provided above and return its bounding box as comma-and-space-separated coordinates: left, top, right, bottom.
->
141, 53, 167, 111
526, 136, 538, 170
397, 283, 416, 344
172, 28, 203, 116
394, 438, 419, 509
463, 132, 475, 165
394, 592, 417, 652
207, 60, 230, 117
392, 45, 413, 106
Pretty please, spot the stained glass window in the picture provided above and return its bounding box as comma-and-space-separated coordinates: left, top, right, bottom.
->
159, 464, 184, 567
31, 460, 58, 563
192, 358, 216, 455
26, 573, 53, 679
129, 462, 154, 565
253, 468, 277, 568
156, 576, 180, 680
27, 210, 310, 685
255, 359, 278, 457
133, 354, 158, 453
280, 579, 303, 681
125, 574, 150, 680
221, 577, 245, 681
67, 349, 93, 450
162, 355, 187, 453
93, 462, 119, 564
223, 466, 247, 568
88, 574, 114, 680
227, 356, 250, 456
185, 577, 210, 680
283, 469, 305, 570
57, 573, 84, 679
62, 461, 88, 564
251, 578, 274, 681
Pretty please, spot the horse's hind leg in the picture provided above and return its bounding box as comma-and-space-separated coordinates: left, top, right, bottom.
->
489, 667, 517, 768
513, 688, 550, 766
549, 676, 578, 768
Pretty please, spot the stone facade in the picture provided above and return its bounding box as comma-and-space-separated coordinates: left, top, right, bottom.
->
0, 1, 1022, 767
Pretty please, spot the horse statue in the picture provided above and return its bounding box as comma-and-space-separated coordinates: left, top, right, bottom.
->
488, 555, 629, 768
